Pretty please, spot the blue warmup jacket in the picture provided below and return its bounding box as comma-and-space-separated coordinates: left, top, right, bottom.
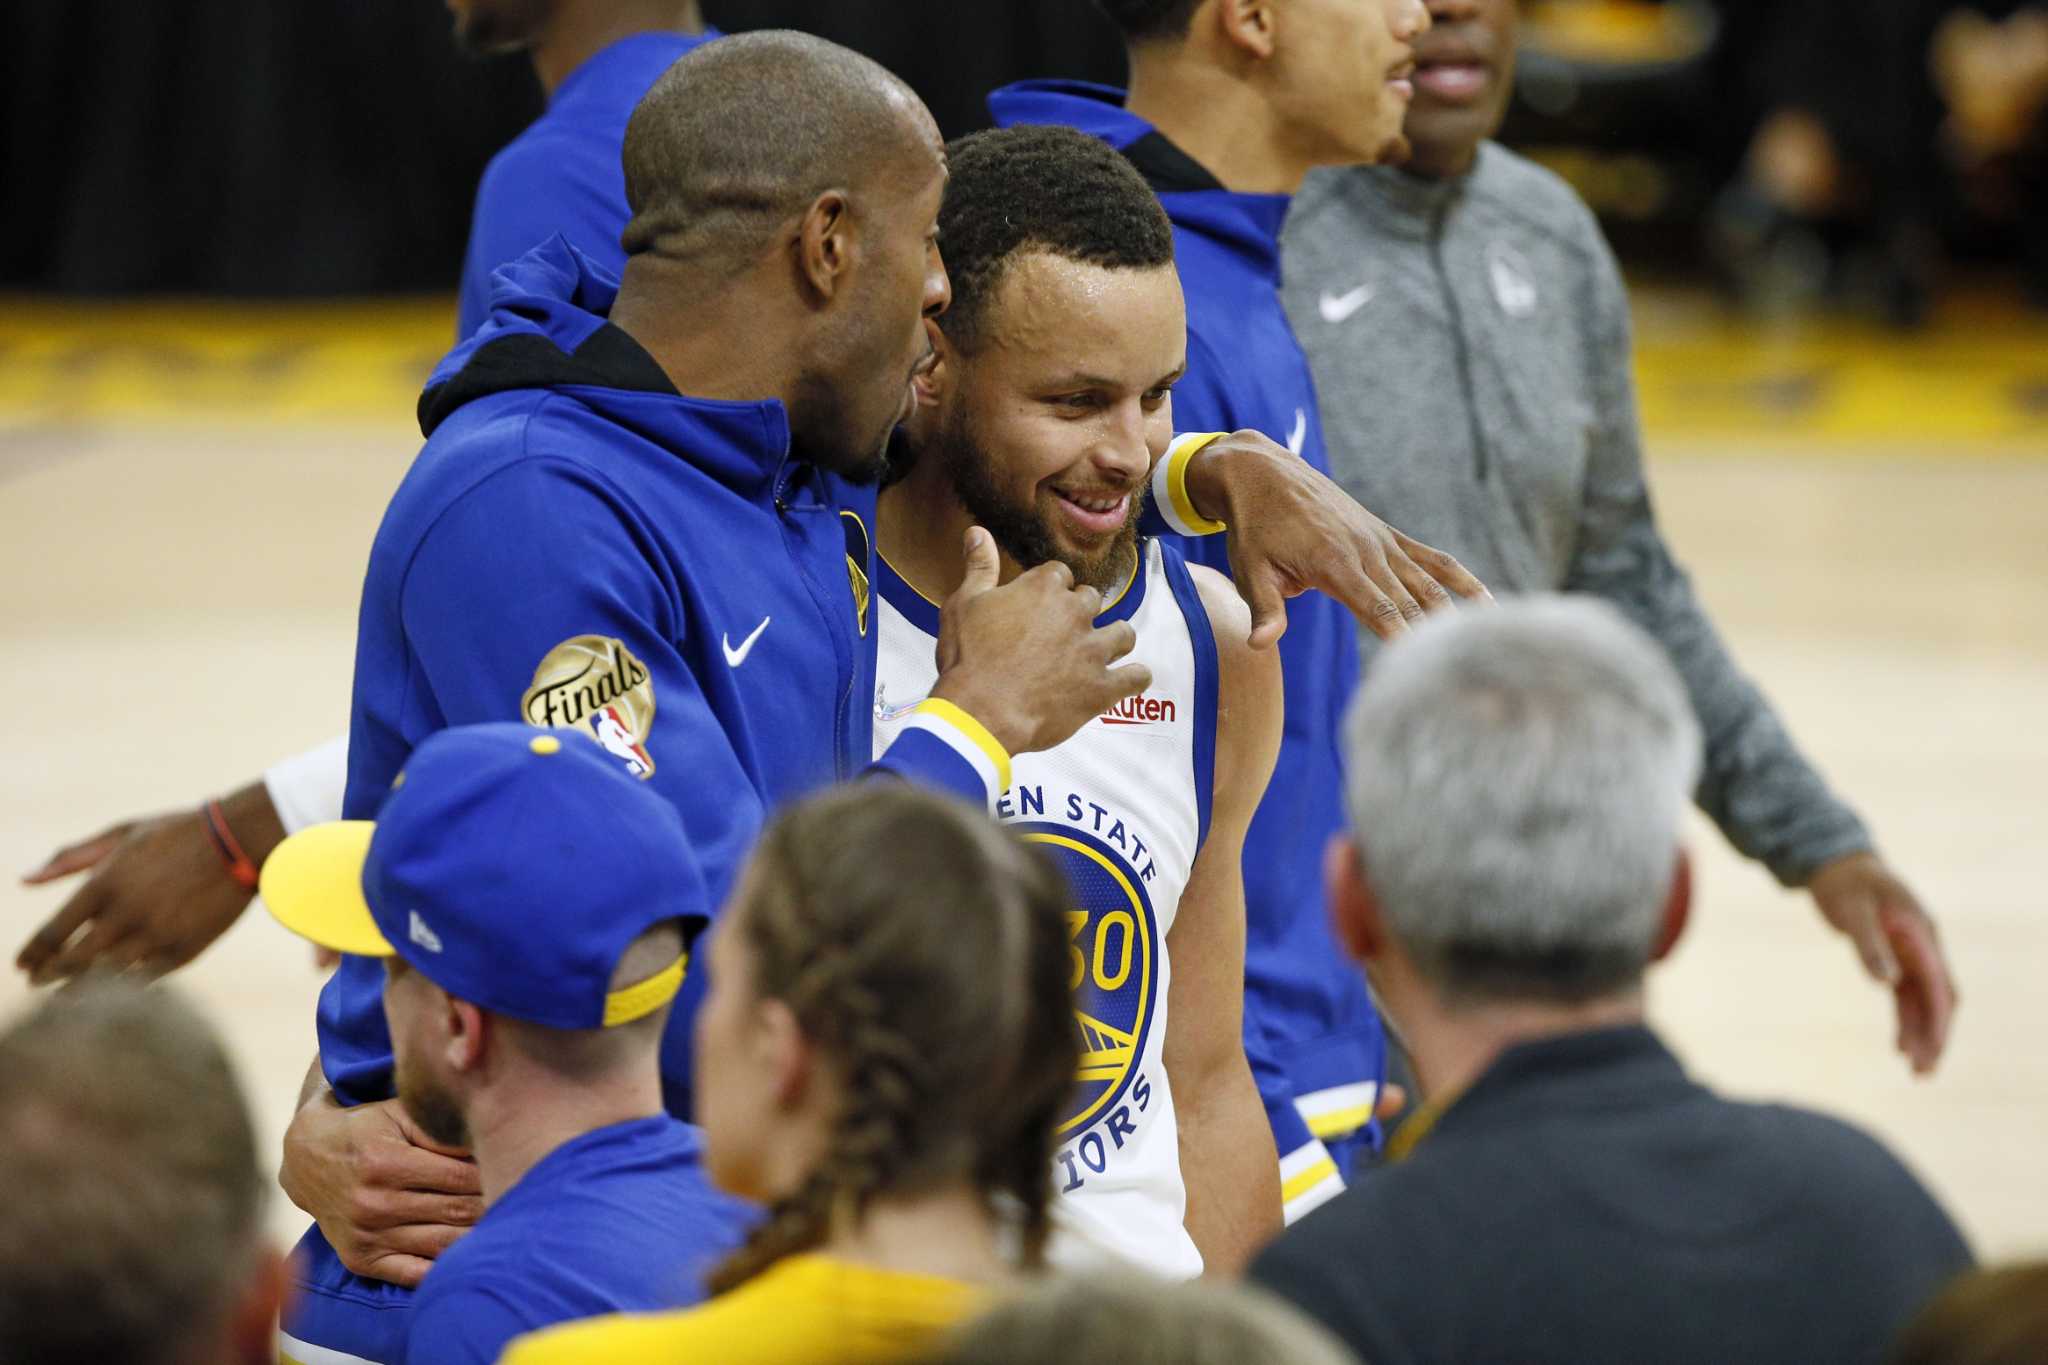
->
325, 236, 988, 1107
287, 239, 995, 1359
992, 81, 1386, 1189
456, 30, 716, 338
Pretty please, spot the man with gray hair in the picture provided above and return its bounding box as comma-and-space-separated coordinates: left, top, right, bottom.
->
0, 979, 283, 1365
1249, 597, 1972, 1365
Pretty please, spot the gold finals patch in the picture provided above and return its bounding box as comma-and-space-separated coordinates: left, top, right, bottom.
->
521, 635, 657, 779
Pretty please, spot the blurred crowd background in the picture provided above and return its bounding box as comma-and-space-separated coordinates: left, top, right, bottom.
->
6, 0, 2046, 326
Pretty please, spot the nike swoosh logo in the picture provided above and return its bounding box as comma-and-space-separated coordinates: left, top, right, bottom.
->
1287, 407, 1308, 457
722, 616, 771, 668
1318, 283, 1373, 323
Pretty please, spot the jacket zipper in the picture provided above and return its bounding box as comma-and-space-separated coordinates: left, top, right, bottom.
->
1430, 196, 1493, 484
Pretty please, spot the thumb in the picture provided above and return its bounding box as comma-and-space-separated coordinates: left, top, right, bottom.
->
21, 827, 128, 884
956, 526, 999, 598
1242, 565, 1289, 650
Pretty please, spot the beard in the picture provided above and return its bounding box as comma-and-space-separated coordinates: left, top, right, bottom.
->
788, 376, 898, 488
395, 1051, 471, 1150
933, 407, 1144, 595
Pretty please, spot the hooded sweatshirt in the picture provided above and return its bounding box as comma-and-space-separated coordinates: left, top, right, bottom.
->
1283, 149, 1870, 884
992, 80, 1384, 1219
284, 238, 1003, 1361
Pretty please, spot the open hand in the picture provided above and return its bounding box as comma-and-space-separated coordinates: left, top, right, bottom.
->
1808, 851, 1957, 1076
1184, 430, 1490, 647
17, 782, 283, 984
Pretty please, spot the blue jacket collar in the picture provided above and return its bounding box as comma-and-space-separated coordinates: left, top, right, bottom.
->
418, 236, 796, 495
987, 79, 1292, 285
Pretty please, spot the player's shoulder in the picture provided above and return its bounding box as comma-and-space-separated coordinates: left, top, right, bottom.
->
1181, 557, 1251, 647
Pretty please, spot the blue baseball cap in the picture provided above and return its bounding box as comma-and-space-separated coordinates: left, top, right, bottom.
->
259, 723, 703, 1030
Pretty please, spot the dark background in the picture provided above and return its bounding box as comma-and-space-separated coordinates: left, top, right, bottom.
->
3, 0, 2038, 301
0, 0, 1131, 295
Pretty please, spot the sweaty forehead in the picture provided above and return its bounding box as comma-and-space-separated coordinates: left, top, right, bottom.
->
980, 252, 1185, 375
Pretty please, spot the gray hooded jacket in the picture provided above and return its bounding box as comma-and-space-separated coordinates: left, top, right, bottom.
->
1282, 144, 1869, 885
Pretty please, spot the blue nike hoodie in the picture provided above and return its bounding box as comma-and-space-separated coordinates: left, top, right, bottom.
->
288, 237, 997, 1362
991, 81, 1386, 1189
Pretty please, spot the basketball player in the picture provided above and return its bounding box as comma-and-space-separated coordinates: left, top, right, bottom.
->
272, 35, 1146, 1363
18, 4, 1488, 997
993, 0, 1436, 1217
873, 124, 1281, 1276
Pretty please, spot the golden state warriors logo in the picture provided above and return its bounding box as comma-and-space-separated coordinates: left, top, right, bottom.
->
1019, 824, 1160, 1136
841, 510, 871, 638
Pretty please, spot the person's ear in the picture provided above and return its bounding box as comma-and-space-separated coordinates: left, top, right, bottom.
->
1325, 833, 1386, 963
758, 997, 813, 1110
796, 189, 856, 303
226, 1243, 287, 1365
444, 994, 489, 1074
1650, 847, 1693, 963
914, 318, 954, 410
1212, 0, 1279, 61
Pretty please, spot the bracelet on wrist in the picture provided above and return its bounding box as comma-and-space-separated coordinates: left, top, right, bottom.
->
201, 799, 261, 891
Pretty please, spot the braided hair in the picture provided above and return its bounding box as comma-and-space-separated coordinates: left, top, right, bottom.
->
705, 785, 1079, 1293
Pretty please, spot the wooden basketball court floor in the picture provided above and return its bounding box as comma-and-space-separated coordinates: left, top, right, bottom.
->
1, 289, 2043, 1261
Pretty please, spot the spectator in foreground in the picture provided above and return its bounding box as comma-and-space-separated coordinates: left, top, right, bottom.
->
259, 723, 750, 1365
501, 784, 1080, 1365
0, 978, 282, 1365
921, 1275, 1360, 1365
1890, 1261, 2048, 1365
1250, 596, 1974, 1365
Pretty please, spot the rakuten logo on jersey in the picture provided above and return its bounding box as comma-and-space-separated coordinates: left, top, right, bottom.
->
1100, 694, 1177, 727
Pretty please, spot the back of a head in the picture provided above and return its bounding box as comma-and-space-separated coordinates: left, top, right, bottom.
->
1343, 596, 1703, 1004
936, 124, 1176, 350
619, 30, 925, 267
709, 785, 1079, 1291
1890, 1262, 2048, 1365
1094, 0, 1206, 44
0, 978, 268, 1365
923, 1275, 1361, 1365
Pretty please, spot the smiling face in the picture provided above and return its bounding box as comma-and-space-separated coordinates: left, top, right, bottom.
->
1267, 0, 1433, 167
1403, 0, 1518, 177
924, 251, 1186, 593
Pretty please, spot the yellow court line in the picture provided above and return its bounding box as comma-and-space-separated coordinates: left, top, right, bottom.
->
2, 294, 2042, 454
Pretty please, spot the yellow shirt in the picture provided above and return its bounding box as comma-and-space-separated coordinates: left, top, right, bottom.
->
497, 1253, 984, 1365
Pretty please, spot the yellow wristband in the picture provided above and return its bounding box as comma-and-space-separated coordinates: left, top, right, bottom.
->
1155, 432, 1230, 536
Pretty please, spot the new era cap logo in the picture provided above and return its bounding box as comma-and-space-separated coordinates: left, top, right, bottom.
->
409, 911, 444, 954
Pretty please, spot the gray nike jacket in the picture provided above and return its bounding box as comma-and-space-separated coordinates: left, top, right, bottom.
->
1281, 143, 1869, 885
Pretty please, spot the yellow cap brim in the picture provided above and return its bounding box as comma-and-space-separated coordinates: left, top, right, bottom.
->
258, 821, 393, 957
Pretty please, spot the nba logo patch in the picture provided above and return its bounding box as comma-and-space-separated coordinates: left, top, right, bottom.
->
586, 704, 653, 780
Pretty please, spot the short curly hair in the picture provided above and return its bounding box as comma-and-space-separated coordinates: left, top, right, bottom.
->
1094, 0, 1205, 42
936, 125, 1175, 350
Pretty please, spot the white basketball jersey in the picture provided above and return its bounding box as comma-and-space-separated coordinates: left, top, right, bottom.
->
872, 538, 1219, 1280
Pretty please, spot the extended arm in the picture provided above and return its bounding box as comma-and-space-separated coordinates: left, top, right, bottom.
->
1566, 235, 1954, 1072
1166, 565, 1285, 1273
